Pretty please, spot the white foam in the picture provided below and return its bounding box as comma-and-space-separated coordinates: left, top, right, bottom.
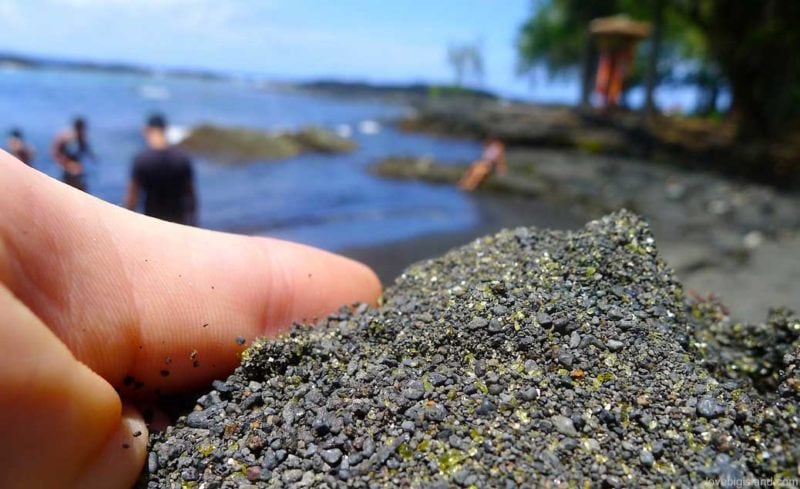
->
166, 125, 189, 145
358, 120, 381, 135
138, 84, 171, 100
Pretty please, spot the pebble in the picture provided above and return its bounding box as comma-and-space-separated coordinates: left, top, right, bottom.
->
467, 318, 488, 330
281, 469, 303, 483
402, 380, 425, 400
476, 398, 495, 416
180, 468, 197, 481
640, 450, 655, 467
697, 397, 722, 418
521, 387, 540, 401
185, 410, 212, 429
537, 312, 552, 326
552, 415, 578, 437
556, 350, 574, 368
320, 448, 343, 466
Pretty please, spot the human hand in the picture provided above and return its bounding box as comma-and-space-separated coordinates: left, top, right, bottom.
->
0, 151, 381, 488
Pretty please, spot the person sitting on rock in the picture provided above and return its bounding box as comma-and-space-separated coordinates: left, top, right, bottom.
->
458, 136, 507, 191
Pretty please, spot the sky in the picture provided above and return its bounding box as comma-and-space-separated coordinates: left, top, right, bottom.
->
0, 0, 578, 100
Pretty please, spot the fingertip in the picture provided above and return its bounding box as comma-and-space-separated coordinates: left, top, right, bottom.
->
334, 253, 383, 306
121, 405, 149, 457
252, 237, 382, 328
74, 405, 148, 489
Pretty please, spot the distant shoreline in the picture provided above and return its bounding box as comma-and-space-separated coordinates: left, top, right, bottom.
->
0, 51, 500, 102
0, 51, 233, 82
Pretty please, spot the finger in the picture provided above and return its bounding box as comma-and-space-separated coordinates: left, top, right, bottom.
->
0, 152, 381, 396
0, 285, 147, 489
73, 405, 148, 489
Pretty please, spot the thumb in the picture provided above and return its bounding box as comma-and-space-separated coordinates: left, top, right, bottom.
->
0, 285, 147, 489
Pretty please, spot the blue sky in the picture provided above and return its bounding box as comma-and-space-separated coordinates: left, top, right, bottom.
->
0, 0, 578, 99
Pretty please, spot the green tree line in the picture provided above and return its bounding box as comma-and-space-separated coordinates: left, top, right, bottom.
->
517, 0, 800, 142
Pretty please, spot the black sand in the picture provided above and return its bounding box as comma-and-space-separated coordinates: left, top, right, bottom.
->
144, 211, 799, 487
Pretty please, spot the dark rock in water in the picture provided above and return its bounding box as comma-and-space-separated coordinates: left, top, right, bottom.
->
180, 124, 356, 163
143, 211, 799, 487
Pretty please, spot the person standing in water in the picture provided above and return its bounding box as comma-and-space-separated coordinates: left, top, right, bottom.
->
458, 136, 507, 191
52, 117, 95, 191
7, 128, 35, 166
125, 114, 197, 225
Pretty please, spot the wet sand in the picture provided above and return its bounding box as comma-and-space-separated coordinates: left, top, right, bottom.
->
341, 193, 589, 285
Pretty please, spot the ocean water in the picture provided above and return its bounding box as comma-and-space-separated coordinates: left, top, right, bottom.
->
1, 69, 483, 250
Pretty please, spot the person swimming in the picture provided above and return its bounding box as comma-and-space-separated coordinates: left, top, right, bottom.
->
458, 136, 507, 191
7, 128, 35, 166
52, 117, 95, 192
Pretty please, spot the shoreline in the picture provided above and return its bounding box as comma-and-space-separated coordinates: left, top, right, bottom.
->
399, 102, 800, 189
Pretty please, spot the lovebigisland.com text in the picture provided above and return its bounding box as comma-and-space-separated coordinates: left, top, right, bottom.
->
713, 478, 800, 488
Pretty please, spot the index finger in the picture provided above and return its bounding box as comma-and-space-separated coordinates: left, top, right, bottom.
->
0, 152, 382, 396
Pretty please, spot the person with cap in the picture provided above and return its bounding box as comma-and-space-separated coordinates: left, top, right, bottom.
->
125, 114, 197, 225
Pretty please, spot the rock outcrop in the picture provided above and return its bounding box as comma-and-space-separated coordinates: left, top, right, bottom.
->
180, 125, 356, 163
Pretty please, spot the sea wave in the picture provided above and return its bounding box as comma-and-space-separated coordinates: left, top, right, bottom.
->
138, 84, 171, 100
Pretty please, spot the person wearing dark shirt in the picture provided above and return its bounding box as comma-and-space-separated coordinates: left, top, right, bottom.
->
125, 114, 197, 225
52, 117, 94, 191
7, 128, 35, 166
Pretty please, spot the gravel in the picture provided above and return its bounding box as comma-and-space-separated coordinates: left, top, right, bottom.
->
142, 211, 799, 487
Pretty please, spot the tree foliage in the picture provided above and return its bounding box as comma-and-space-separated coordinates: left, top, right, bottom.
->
676, 0, 800, 139
517, 0, 616, 76
517, 0, 800, 140
446, 42, 484, 88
